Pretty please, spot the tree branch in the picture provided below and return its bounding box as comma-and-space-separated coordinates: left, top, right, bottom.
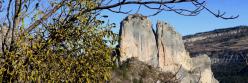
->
193, 1, 239, 19
23, 0, 238, 34
91, 0, 194, 11
2, 0, 13, 55
9, 0, 22, 51
23, 0, 66, 34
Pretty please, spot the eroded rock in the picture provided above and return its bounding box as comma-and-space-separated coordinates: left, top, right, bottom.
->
118, 14, 218, 83
119, 14, 158, 67
156, 21, 192, 73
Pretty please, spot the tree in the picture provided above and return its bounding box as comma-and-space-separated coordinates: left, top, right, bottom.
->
0, 0, 238, 82
0, 0, 117, 82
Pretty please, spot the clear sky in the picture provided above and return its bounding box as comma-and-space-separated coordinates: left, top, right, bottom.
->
0, 0, 247, 36
102, 0, 248, 36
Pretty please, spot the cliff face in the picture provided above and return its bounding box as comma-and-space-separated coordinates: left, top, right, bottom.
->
117, 14, 218, 83
183, 26, 248, 82
119, 14, 158, 67
156, 21, 192, 73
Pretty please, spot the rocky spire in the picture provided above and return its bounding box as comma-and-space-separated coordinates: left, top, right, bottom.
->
119, 14, 158, 67
118, 14, 219, 83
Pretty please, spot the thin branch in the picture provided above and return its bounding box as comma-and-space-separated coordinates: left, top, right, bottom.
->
23, 0, 238, 34
10, 0, 22, 51
193, 1, 239, 19
164, 5, 203, 16
23, 0, 66, 34
167, 65, 183, 82
107, 8, 132, 14
0, 0, 2, 12
2, 0, 13, 55
135, 4, 142, 14
92, 0, 193, 11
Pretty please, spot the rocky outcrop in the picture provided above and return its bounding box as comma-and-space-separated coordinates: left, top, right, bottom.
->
119, 14, 158, 66
118, 14, 218, 83
191, 55, 219, 83
183, 26, 248, 82
156, 21, 192, 73
111, 58, 178, 83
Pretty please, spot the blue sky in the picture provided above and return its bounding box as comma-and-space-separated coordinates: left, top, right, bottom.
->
102, 0, 248, 36
0, 0, 247, 36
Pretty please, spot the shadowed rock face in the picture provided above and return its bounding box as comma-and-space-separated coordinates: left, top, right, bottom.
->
118, 14, 218, 83
183, 26, 248, 82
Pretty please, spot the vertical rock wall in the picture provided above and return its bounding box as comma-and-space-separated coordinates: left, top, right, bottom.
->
156, 21, 192, 72
119, 14, 218, 83
119, 14, 158, 66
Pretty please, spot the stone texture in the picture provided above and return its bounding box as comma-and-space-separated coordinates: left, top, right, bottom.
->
118, 14, 219, 83
156, 22, 218, 83
156, 21, 192, 73
119, 14, 158, 66
190, 54, 218, 83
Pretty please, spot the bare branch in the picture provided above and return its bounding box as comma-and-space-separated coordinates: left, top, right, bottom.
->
93, 0, 194, 11
0, 0, 2, 12
193, 1, 239, 19
9, 0, 22, 51
22, 0, 239, 33
107, 8, 132, 14
2, 0, 13, 55
23, 0, 66, 34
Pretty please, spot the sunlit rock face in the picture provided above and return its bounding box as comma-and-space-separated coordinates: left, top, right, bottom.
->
190, 54, 219, 83
156, 21, 192, 72
119, 14, 218, 83
119, 14, 158, 67
178, 55, 219, 83
156, 22, 218, 83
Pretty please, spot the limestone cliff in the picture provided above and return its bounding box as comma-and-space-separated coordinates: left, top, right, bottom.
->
117, 14, 218, 83
119, 14, 158, 67
156, 21, 192, 73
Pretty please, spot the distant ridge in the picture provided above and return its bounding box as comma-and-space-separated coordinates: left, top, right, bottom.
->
183, 25, 248, 83
184, 25, 248, 40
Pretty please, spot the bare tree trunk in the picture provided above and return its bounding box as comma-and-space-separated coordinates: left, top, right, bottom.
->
9, 0, 21, 51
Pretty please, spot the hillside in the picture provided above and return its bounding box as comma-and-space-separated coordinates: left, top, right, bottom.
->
183, 26, 248, 83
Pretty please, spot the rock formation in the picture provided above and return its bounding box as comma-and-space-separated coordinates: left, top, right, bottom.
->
183, 26, 248, 82
119, 14, 158, 66
190, 54, 219, 83
156, 21, 192, 73
111, 58, 178, 83
118, 14, 218, 83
